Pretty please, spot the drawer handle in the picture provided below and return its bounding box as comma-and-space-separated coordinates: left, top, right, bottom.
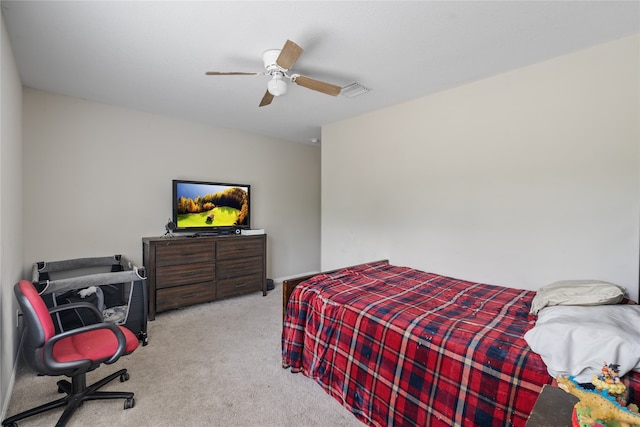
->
181, 292, 196, 299
235, 283, 247, 288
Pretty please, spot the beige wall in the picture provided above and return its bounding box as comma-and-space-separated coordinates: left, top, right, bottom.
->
22, 89, 321, 283
1, 14, 24, 417
322, 35, 640, 302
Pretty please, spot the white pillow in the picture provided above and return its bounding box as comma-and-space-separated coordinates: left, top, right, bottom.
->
529, 280, 625, 315
524, 304, 640, 383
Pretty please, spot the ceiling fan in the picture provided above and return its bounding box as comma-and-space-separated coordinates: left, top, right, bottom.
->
206, 39, 342, 107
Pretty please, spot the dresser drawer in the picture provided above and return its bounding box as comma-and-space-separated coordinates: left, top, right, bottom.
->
155, 241, 215, 266
156, 261, 215, 289
216, 257, 262, 279
217, 274, 263, 299
156, 281, 216, 312
216, 238, 263, 260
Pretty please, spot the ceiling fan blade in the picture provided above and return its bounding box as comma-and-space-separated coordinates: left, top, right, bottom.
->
205, 71, 262, 76
293, 75, 341, 96
276, 40, 303, 70
259, 90, 274, 107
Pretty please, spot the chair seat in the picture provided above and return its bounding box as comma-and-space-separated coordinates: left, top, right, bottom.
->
53, 326, 139, 363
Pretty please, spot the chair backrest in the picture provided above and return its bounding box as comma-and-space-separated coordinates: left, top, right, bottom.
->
15, 280, 57, 374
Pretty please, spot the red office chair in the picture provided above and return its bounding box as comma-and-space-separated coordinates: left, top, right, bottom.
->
2, 280, 139, 427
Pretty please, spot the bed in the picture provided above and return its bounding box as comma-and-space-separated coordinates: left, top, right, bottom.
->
281, 260, 640, 427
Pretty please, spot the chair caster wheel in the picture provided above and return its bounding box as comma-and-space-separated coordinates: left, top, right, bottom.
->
120, 372, 130, 382
124, 397, 135, 410
56, 380, 69, 394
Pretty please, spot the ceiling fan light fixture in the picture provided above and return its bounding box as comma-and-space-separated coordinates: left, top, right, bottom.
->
267, 73, 287, 96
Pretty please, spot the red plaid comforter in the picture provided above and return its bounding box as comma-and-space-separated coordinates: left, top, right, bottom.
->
282, 261, 640, 426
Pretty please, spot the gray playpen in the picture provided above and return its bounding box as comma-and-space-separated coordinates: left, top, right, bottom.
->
32, 255, 148, 345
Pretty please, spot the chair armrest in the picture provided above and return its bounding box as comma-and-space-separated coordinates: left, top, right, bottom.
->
48, 301, 104, 321
43, 322, 127, 369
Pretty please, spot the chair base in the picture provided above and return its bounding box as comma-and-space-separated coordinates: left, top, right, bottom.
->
2, 368, 134, 427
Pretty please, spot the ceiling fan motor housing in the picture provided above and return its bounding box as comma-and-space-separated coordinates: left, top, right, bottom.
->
263, 49, 283, 71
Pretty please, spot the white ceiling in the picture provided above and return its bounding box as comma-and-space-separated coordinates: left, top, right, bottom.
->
2, 1, 639, 145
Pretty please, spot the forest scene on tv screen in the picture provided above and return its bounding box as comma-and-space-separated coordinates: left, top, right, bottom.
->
176, 183, 249, 228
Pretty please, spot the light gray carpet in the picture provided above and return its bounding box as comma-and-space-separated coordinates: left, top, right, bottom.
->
5, 283, 364, 426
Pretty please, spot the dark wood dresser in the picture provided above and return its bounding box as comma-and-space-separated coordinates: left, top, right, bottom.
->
142, 234, 266, 320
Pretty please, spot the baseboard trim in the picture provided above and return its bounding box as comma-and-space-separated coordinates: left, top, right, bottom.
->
1, 328, 25, 421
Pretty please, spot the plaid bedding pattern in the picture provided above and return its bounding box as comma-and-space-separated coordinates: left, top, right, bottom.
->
282, 261, 640, 426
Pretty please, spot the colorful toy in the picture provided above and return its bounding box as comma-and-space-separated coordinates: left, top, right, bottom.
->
593, 362, 627, 398
556, 364, 640, 427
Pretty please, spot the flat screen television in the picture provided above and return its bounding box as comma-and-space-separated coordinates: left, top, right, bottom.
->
172, 179, 250, 234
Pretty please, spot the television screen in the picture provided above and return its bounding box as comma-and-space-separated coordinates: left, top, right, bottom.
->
172, 180, 250, 233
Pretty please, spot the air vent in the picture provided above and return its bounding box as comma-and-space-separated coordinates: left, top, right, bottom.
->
340, 82, 372, 98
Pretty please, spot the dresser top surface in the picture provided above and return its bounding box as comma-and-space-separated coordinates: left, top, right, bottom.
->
142, 234, 265, 243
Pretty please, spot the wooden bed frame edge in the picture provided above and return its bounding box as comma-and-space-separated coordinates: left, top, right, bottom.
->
281, 259, 389, 320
